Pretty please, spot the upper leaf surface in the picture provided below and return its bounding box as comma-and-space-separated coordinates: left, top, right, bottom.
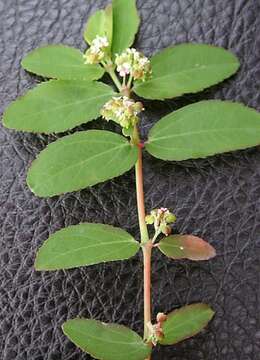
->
158, 235, 216, 261
111, 0, 140, 55
21, 45, 104, 80
134, 44, 239, 100
35, 223, 139, 270
146, 100, 260, 161
84, 5, 113, 47
27, 130, 138, 197
62, 318, 151, 360
3, 80, 115, 133
159, 303, 215, 345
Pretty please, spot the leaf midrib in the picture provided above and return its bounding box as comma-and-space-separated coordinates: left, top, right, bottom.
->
136, 62, 237, 88
163, 310, 211, 337
44, 240, 136, 265
17, 91, 112, 120
150, 127, 260, 143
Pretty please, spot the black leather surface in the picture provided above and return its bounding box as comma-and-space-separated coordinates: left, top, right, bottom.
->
1, 0, 260, 359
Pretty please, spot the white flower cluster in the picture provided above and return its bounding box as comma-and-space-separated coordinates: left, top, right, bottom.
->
83, 36, 109, 64
115, 48, 152, 81
101, 96, 144, 129
145, 208, 176, 236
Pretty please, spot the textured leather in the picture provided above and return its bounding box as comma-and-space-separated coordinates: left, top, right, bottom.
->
0, 0, 260, 359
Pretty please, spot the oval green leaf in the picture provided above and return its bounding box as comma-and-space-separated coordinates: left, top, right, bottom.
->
27, 130, 138, 197
158, 235, 216, 261
146, 100, 260, 161
111, 0, 140, 55
62, 318, 151, 360
134, 44, 239, 100
21, 45, 104, 80
159, 303, 215, 345
35, 223, 139, 270
3, 80, 115, 133
84, 5, 113, 48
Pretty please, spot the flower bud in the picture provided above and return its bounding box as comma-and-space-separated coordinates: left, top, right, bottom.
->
146, 208, 176, 237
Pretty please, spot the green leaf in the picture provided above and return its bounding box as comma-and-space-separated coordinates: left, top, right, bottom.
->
158, 235, 216, 261
159, 304, 215, 345
62, 319, 151, 360
35, 223, 139, 270
3, 80, 115, 133
27, 130, 138, 197
84, 5, 113, 47
111, 0, 140, 55
134, 44, 239, 100
21, 45, 104, 80
146, 100, 260, 161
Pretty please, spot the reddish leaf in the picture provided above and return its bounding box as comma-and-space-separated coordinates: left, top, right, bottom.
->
158, 235, 216, 261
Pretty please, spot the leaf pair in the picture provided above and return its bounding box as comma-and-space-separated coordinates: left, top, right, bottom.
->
22, 100, 260, 198
84, 0, 140, 56
62, 303, 214, 360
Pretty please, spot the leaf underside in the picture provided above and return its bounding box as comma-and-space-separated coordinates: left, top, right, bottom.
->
27, 130, 138, 197
158, 235, 216, 261
146, 100, 260, 161
62, 319, 151, 360
159, 303, 215, 345
3, 80, 115, 133
134, 43, 239, 100
21, 45, 104, 80
35, 223, 140, 270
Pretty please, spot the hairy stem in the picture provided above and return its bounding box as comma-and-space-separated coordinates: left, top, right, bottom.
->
135, 144, 149, 244
134, 131, 152, 358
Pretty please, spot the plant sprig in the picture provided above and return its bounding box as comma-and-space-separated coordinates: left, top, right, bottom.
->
3, 0, 260, 359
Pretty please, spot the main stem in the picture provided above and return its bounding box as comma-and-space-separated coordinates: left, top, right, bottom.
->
135, 134, 153, 358
106, 67, 153, 357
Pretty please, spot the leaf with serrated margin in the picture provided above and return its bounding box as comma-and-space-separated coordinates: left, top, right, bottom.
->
84, 5, 113, 48
27, 130, 138, 197
134, 44, 239, 100
62, 318, 151, 360
35, 223, 140, 270
159, 304, 215, 345
21, 45, 104, 80
111, 0, 140, 55
146, 100, 260, 161
3, 80, 115, 133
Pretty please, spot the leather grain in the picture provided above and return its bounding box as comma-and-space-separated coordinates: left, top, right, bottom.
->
0, 0, 260, 359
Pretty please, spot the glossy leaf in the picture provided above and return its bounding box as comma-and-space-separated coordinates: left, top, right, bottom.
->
111, 0, 140, 55
27, 130, 138, 197
159, 304, 215, 345
3, 80, 115, 133
35, 223, 139, 270
84, 5, 113, 47
62, 319, 151, 360
134, 44, 239, 100
158, 235, 216, 261
146, 100, 260, 161
21, 45, 104, 80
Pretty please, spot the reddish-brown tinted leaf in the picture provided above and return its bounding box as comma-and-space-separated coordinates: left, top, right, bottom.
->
158, 235, 216, 261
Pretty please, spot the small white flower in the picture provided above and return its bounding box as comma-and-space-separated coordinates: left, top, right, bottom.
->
83, 35, 109, 64
100, 96, 144, 129
115, 48, 152, 80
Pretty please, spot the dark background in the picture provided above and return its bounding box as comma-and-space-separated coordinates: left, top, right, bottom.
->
0, 0, 260, 359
